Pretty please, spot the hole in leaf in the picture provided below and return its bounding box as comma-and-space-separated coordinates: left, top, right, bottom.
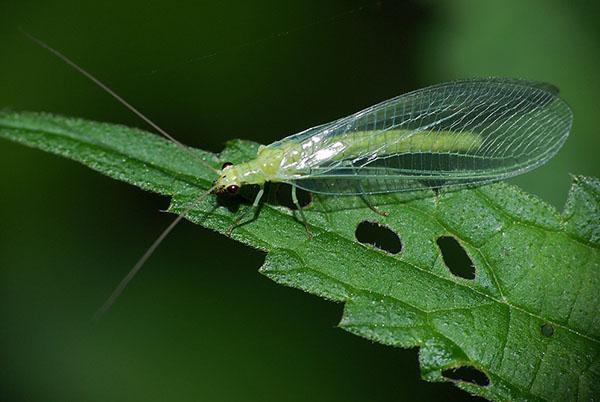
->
355, 221, 402, 254
541, 323, 555, 337
437, 236, 475, 279
442, 366, 490, 387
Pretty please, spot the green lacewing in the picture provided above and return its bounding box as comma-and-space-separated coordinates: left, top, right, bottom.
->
23, 34, 573, 317
212, 78, 571, 219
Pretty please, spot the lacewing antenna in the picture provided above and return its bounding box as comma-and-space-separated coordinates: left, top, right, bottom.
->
21, 30, 219, 174
93, 186, 216, 322
21, 31, 221, 318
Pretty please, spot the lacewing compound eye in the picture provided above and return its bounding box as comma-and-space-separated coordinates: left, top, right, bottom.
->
222, 162, 233, 169
226, 185, 240, 195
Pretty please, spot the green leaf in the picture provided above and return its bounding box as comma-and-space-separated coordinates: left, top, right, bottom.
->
1, 111, 598, 401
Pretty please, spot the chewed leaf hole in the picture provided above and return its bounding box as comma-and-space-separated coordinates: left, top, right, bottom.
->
437, 236, 475, 279
355, 221, 402, 254
442, 366, 490, 387
541, 323, 555, 337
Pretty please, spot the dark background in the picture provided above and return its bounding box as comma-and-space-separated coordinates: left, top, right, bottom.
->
1, 1, 598, 401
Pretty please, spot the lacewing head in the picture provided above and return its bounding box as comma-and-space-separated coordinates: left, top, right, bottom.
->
213, 162, 242, 195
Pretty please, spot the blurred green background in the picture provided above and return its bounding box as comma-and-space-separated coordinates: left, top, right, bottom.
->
1, 1, 598, 401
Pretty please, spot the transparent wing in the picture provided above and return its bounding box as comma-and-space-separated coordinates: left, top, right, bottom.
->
268, 78, 572, 195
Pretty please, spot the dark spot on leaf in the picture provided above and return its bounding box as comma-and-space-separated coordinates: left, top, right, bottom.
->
541, 323, 555, 337
355, 221, 402, 254
442, 366, 490, 387
437, 236, 475, 279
